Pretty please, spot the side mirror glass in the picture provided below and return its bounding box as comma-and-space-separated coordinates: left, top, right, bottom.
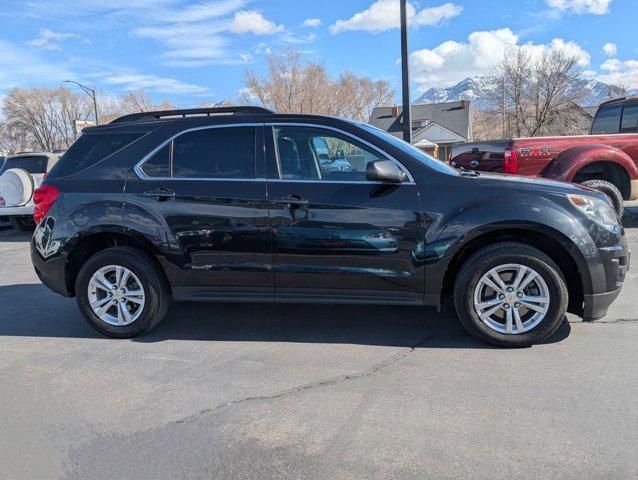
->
365, 160, 407, 183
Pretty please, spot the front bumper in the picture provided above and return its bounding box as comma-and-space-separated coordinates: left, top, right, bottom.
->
582, 244, 629, 320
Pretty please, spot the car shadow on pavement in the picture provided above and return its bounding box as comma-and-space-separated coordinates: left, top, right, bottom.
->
0, 283, 571, 348
0, 228, 32, 241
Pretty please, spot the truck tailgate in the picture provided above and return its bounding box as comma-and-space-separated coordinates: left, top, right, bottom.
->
450, 140, 508, 173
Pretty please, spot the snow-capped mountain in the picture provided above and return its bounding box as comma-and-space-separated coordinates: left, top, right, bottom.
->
413, 76, 627, 109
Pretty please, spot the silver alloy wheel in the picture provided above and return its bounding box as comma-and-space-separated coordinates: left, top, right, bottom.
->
472, 263, 550, 335
87, 265, 145, 326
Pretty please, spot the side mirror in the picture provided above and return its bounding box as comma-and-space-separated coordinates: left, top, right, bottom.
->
366, 160, 407, 183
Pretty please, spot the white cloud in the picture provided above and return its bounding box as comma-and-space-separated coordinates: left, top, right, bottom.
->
103, 73, 208, 96
25, 28, 84, 51
0, 39, 73, 89
600, 58, 622, 71
165, 0, 246, 23
131, 4, 283, 66
603, 42, 617, 56
330, 0, 462, 34
545, 0, 613, 15
229, 10, 284, 35
410, 29, 591, 90
301, 18, 322, 28
597, 59, 638, 89
414, 3, 464, 26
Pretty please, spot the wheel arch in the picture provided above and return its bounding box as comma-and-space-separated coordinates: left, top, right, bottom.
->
64, 229, 169, 297
542, 145, 638, 200
571, 161, 631, 200
440, 225, 589, 316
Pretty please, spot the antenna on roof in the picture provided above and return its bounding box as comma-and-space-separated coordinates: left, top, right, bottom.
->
129, 93, 145, 113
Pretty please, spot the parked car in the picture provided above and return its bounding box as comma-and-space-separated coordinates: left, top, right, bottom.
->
31, 107, 628, 347
0, 152, 61, 230
449, 95, 638, 216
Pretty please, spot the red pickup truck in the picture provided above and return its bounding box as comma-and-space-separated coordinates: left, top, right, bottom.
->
450, 96, 638, 216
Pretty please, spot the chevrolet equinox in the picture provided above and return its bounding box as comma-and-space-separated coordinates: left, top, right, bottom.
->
30, 107, 629, 346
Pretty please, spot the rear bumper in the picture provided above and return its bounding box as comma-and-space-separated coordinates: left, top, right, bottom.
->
30, 220, 72, 297
582, 243, 629, 321
0, 205, 34, 216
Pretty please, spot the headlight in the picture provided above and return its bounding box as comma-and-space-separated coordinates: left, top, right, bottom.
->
567, 194, 619, 231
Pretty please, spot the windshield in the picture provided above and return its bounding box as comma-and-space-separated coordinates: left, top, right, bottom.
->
358, 123, 459, 175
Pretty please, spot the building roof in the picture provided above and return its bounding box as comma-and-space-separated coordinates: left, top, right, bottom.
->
368, 101, 471, 143
413, 138, 436, 148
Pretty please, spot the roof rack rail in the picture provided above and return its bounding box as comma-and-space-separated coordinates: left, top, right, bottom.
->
110, 106, 275, 124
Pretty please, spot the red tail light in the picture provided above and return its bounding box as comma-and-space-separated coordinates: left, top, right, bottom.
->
504, 148, 519, 174
33, 185, 59, 224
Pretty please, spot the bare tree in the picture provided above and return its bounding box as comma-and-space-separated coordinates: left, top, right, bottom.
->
1, 87, 178, 151
2, 86, 89, 151
481, 46, 588, 138
0, 121, 33, 154
244, 48, 394, 121
97, 91, 176, 123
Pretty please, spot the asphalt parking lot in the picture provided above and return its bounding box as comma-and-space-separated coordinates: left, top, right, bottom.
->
1, 213, 637, 480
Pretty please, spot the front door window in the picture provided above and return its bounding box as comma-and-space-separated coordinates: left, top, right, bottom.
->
273, 126, 390, 182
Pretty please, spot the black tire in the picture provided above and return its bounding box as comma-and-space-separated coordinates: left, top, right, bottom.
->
580, 179, 624, 218
453, 242, 568, 347
75, 247, 171, 338
9, 216, 36, 231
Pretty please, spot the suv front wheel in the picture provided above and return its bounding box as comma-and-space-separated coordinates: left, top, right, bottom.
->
453, 242, 567, 347
75, 247, 171, 338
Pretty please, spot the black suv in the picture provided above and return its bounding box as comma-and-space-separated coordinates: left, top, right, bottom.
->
31, 107, 629, 346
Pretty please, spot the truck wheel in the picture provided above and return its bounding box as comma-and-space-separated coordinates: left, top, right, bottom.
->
75, 247, 171, 338
580, 179, 623, 218
9, 216, 36, 231
453, 242, 567, 347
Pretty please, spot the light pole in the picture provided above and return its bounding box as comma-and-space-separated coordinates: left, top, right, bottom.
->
399, 0, 412, 143
63, 80, 99, 125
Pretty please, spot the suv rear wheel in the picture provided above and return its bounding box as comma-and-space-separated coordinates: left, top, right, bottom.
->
75, 247, 171, 338
453, 242, 567, 347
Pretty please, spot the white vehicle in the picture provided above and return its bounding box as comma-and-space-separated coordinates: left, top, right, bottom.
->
0, 152, 61, 231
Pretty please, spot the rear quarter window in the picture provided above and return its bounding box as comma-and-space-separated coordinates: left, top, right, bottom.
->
0, 155, 48, 175
591, 104, 622, 134
620, 104, 638, 133
49, 132, 145, 178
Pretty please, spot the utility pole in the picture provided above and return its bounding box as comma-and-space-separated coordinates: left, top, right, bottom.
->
399, 0, 412, 143
501, 78, 505, 137
63, 80, 99, 125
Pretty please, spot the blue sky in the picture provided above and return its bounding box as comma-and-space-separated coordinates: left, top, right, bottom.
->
0, 0, 636, 107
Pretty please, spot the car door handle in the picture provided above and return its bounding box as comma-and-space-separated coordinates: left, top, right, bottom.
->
272, 196, 309, 207
143, 188, 175, 199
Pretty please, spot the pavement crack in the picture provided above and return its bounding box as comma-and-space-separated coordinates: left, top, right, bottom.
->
173, 336, 435, 425
589, 318, 638, 324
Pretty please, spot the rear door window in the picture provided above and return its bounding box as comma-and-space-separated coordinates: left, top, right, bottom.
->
139, 126, 257, 179
620, 104, 638, 133
591, 104, 622, 134
172, 127, 256, 179
0, 155, 48, 175
51, 132, 145, 177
